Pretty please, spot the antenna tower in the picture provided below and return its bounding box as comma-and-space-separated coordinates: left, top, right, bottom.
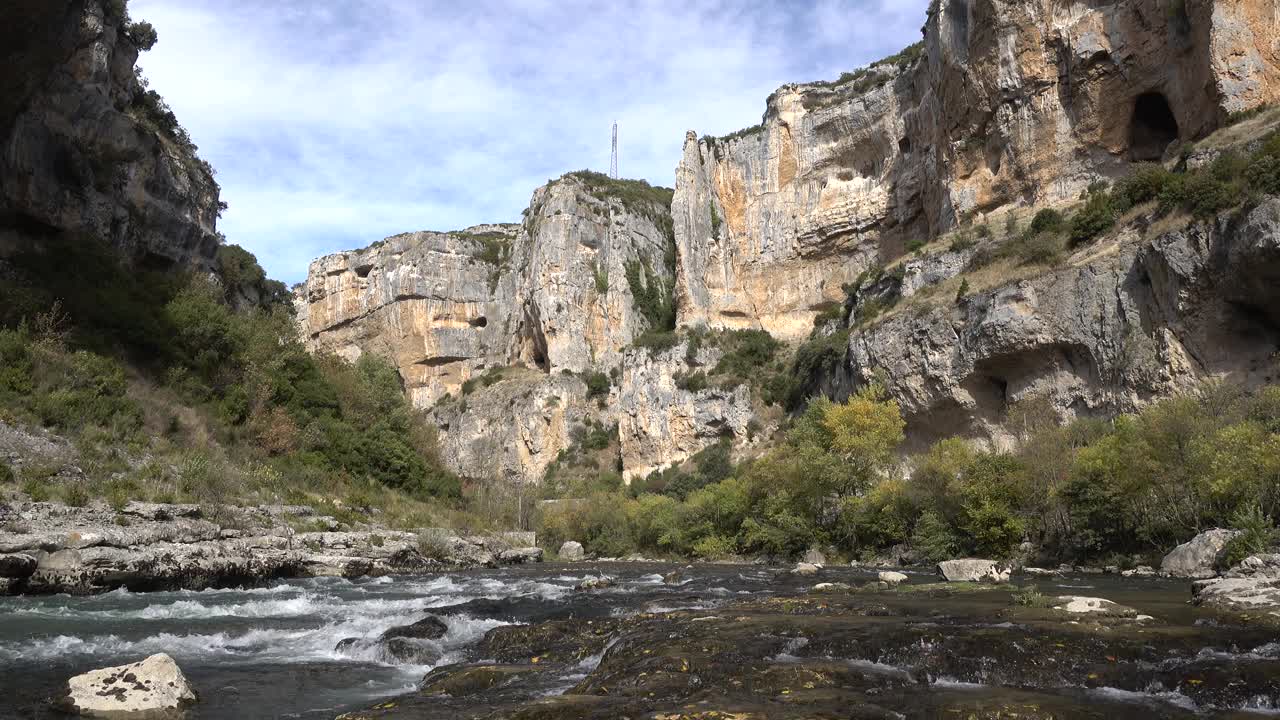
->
610, 121, 618, 179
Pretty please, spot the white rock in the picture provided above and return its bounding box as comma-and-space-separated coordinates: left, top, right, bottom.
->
791, 562, 821, 577
1023, 567, 1060, 577
1051, 595, 1138, 619
878, 571, 908, 586
558, 541, 585, 562
62, 653, 196, 716
937, 559, 1009, 583
1160, 529, 1241, 579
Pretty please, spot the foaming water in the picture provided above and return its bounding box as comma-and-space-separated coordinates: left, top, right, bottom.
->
0, 563, 765, 719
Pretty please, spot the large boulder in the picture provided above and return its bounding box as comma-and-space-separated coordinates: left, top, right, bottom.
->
937, 559, 1009, 583
1193, 553, 1280, 621
0, 553, 36, 578
558, 541, 585, 562
1160, 529, 1241, 579
58, 653, 196, 717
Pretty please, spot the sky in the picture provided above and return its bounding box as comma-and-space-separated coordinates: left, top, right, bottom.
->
129, 0, 929, 285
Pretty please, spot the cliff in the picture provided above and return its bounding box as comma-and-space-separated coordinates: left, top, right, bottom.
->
673, 0, 1280, 340
0, 0, 223, 269
298, 0, 1280, 486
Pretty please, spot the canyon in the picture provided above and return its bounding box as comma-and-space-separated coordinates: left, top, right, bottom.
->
296, 0, 1280, 481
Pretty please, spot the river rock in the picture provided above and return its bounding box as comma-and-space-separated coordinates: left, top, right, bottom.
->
558, 541, 585, 562
1051, 596, 1139, 619
498, 546, 544, 564
937, 559, 1009, 584
1193, 553, 1280, 621
381, 616, 448, 642
662, 569, 683, 585
577, 576, 614, 591
791, 562, 821, 578
58, 653, 197, 717
1160, 529, 1241, 579
802, 548, 827, 566
811, 582, 852, 593
0, 553, 37, 578
1023, 567, 1060, 577
1121, 565, 1157, 577
878, 571, 907, 586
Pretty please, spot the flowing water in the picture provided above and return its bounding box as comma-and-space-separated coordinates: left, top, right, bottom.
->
0, 564, 1277, 718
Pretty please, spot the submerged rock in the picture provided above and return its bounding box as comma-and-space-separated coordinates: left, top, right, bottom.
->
1161, 529, 1241, 579
1121, 565, 1157, 577
662, 569, 683, 585
558, 541, 585, 562
937, 559, 1009, 583
58, 653, 196, 717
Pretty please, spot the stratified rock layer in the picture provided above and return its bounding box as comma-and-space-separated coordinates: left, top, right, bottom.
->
672, 0, 1280, 339
0, 0, 222, 268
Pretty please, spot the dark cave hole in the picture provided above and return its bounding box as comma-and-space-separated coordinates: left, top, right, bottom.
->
1129, 92, 1179, 162
470, 316, 488, 328
898, 136, 912, 155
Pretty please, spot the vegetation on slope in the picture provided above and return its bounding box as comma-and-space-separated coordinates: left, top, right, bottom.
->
539, 381, 1280, 565
0, 234, 509, 530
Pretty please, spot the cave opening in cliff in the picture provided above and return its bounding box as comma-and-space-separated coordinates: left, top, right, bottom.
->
1128, 92, 1179, 161
470, 316, 488, 328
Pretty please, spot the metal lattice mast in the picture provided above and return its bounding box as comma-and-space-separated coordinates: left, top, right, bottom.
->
610, 121, 618, 179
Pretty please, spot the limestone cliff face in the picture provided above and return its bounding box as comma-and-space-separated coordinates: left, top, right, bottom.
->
673, 0, 1280, 340
0, 0, 222, 268
297, 173, 683, 480
616, 340, 755, 482
815, 200, 1280, 449
508, 175, 675, 374
298, 174, 674, 409
427, 370, 600, 486
294, 226, 517, 408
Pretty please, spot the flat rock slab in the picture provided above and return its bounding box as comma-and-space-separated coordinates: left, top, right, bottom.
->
59, 653, 196, 717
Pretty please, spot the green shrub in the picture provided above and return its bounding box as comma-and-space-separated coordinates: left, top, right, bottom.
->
1068, 187, 1116, 246
126, 21, 158, 51
1221, 503, 1276, 569
583, 371, 610, 398
911, 510, 960, 562
62, 484, 90, 508
0, 463, 13, 484
1028, 208, 1065, 235
625, 259, 676, 331
674, 371, 708, 392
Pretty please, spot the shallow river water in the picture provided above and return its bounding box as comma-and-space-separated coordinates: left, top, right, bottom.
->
1, 563, 1277, 718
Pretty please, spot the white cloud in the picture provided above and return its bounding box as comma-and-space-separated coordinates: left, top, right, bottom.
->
129, 0, 928, 283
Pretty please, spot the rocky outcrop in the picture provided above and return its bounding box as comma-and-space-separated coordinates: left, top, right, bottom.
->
0, 500, 541, 595
295, 226, 519, 408
297, 174, 674, 410
1193, 553, 1280, 621
58, 653, 197, 717
672, 0, 1280, 340
558, 541, 585, 562
820, 199, 1280, 447
1162, 528, 1243, 578
615, 339, 754, 482
427, 370, 601, 485
937, 558, 1009, 583
506, 175, 675, 375
0, 0, 222, 269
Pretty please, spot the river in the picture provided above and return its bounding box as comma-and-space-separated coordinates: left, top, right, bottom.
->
1, 563, 1277, 718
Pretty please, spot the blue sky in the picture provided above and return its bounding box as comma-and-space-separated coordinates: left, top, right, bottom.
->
129, 0, 928, 284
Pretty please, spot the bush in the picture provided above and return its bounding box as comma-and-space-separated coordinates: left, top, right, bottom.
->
674, 371, 708, 392
1221, 503, 1277, 569
1068, 187, 1116, 246
0, 463, 13, 484
126, 21, 158, 51
583, 371, 610, 398
1028, 208, 1065, 235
